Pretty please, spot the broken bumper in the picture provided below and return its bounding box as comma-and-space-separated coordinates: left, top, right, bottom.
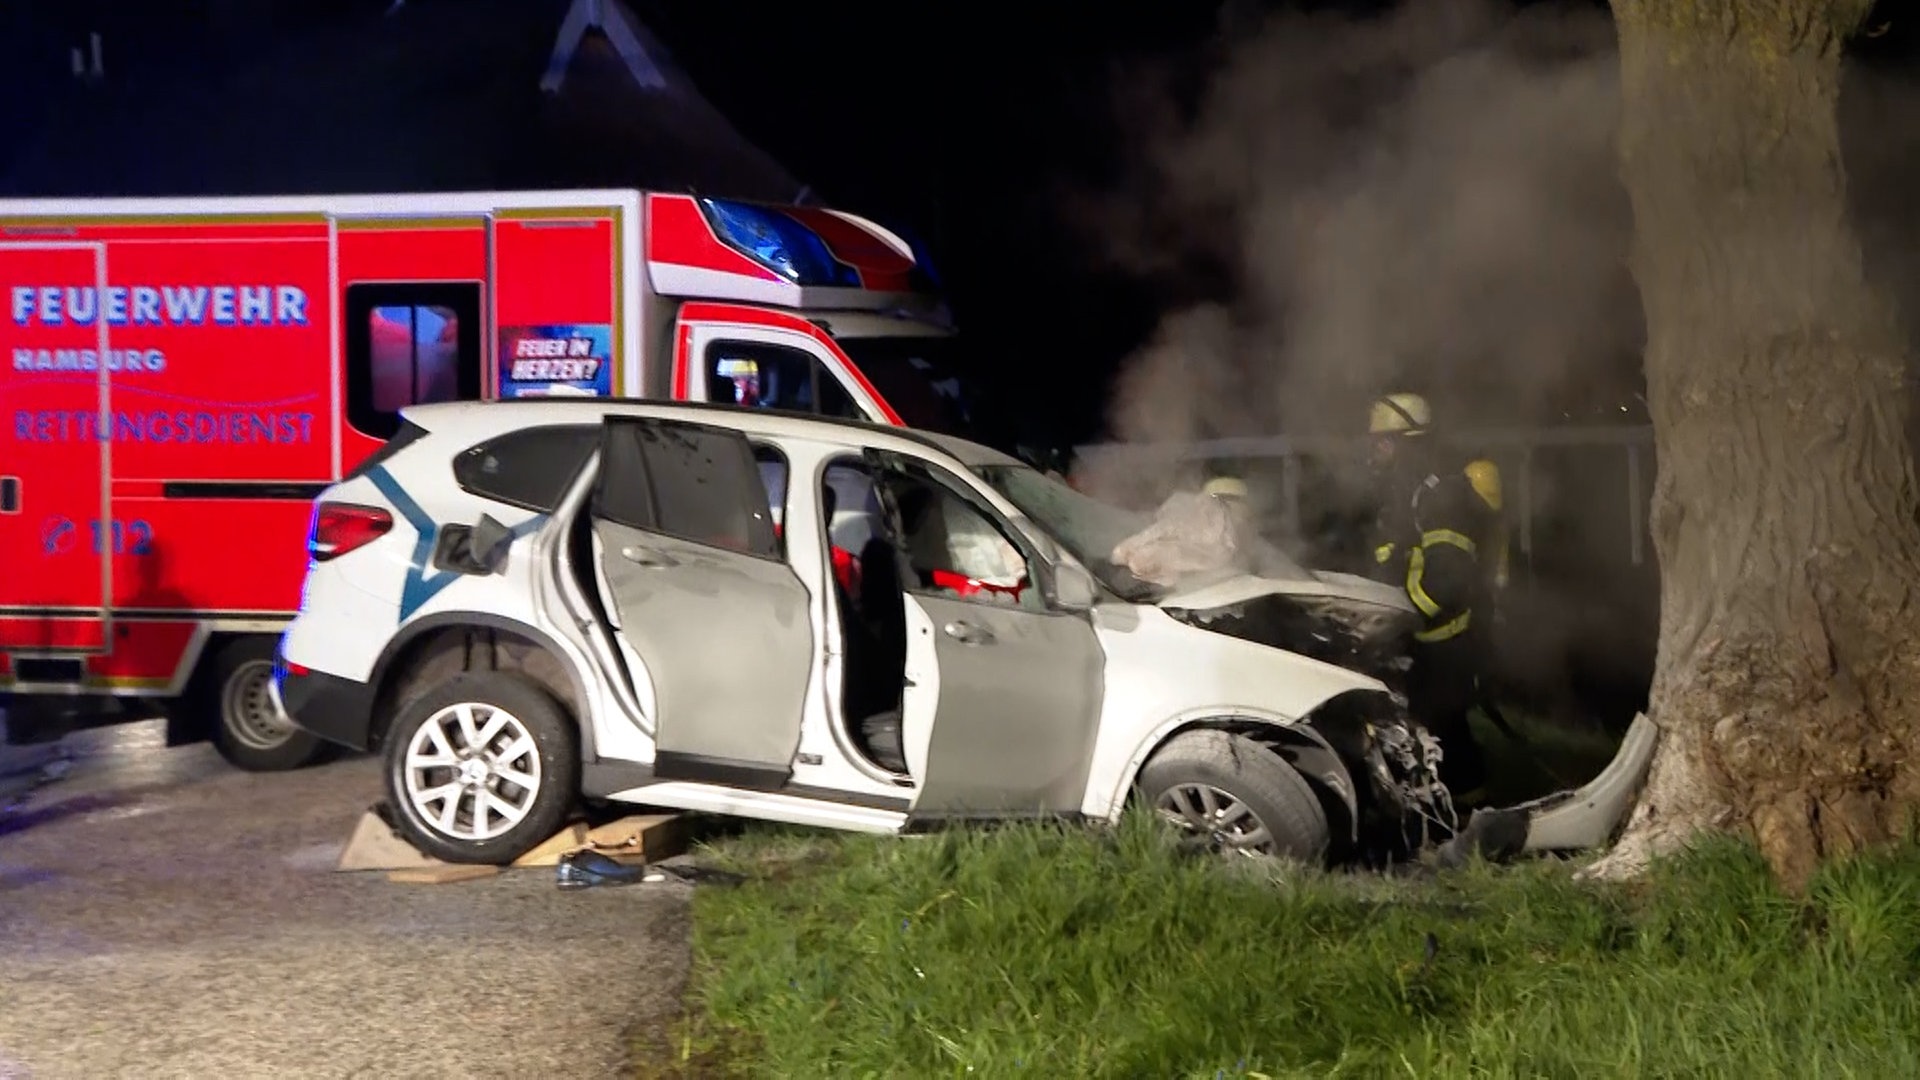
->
1437, 712, 1659, 865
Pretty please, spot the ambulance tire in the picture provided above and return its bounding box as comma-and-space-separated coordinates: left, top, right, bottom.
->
203, 636, 334, 773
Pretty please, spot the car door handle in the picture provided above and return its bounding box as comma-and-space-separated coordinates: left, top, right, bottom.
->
620, 545, 678, 568
943, 620, 995, 645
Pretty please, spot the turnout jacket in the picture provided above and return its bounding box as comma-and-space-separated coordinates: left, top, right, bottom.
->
1369, 455, 1505, 645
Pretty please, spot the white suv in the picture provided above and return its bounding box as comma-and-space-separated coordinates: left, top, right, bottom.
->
276, 400, 1480, 866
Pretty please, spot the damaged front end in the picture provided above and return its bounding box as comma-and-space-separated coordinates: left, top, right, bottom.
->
1163, 587, 1658, 867
1165, 592, 1464, 857
1159, 580, 1658, 864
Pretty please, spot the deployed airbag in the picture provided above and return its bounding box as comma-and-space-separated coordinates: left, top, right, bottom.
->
1111, 492, 1253, 586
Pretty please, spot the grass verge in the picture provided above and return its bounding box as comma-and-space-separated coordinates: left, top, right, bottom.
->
670, 814, 1920, 1078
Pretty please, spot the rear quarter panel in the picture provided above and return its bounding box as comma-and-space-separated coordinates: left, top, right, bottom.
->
280, 432, 550, 684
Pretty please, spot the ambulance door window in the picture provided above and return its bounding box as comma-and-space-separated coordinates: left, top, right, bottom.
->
345, 282, 483, 440
705, 340, 863, 421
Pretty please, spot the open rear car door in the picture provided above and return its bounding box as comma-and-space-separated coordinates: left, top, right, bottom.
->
589, 416, 814, 789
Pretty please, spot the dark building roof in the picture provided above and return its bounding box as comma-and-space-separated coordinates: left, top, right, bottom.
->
0, 0, 802, 202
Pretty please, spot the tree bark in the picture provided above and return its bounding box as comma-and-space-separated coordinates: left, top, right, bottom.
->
1589, 0, 1920, 892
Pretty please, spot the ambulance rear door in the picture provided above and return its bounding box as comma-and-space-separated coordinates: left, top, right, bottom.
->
335, 213, 491, 472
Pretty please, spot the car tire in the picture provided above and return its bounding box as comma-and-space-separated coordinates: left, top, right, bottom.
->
204, 636, 334, 773
1137, 729, 1331, 866
383, 672, 580, 865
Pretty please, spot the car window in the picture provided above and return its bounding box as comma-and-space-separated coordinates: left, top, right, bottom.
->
821, 461, 884, 555
593, 419, 779, 560
882, 463, 1041, 612
453, 424, 599, 512
706, 338, 864, 420
755, 442, 789, 544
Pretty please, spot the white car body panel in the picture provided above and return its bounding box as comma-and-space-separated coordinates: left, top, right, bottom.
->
899, 597, 943, 781
1076, 604, 1393, 820
600, 782, 905, 833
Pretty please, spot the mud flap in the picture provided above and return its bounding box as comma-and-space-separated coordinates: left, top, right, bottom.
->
1435, 712, 1658, 866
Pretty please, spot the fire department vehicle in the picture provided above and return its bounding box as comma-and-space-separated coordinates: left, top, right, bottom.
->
0, 188, 975, 769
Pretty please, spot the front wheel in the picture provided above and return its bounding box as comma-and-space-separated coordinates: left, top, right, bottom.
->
383, 672, 580, 865
1137, 729, 1331, 866
205, 636, 333, 772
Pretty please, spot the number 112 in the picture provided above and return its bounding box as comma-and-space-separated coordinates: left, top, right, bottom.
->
90, 519, 154, 556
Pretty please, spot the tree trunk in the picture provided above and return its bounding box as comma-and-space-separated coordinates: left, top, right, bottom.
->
1588, 0, 1920, 892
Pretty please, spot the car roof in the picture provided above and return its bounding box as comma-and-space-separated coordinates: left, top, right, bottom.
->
398, 398, 1027, 470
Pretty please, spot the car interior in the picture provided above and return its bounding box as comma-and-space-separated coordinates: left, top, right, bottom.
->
824, 464, 914, 774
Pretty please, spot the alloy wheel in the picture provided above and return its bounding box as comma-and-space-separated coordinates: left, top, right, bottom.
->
1154, 782, 1276, 857
402, 702, 543, 842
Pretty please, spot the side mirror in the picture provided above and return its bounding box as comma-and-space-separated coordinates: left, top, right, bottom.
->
1047, 560, 1099, 611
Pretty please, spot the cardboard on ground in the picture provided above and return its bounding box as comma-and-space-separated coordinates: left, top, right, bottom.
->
335, 804, 688, 880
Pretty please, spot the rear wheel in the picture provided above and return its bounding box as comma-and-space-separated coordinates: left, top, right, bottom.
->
383, 672, 580, 865
1138, 729, 1331, 866
204, 636, 333, 773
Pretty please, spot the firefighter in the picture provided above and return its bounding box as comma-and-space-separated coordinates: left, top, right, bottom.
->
1365, 392, 1505, 809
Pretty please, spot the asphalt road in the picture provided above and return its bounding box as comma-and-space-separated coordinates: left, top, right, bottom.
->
0, 718, 694, 1079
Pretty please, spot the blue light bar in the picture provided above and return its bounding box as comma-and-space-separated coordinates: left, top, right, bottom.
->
698, 198, 861, 288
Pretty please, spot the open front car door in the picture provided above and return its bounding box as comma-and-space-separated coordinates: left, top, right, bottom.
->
865, 452, 1107, 820
589, 416, 814, 790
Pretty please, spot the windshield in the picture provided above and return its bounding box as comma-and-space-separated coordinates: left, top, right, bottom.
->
974, 463, 1317, 601
834, 333, 1012, 444
972, 464, 1163, 599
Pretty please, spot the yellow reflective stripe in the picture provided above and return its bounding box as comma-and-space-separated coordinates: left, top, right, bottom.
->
1374, 543, 1396, 564
1406, 547, 1442, 618
1420, 528, 1477, 555
1414, 611, 1471, 643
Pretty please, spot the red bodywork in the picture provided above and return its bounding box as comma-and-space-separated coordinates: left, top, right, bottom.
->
0, 192, 931, 699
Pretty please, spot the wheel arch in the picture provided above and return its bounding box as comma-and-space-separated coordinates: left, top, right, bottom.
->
1109, 697, 1393, 845
365, 612, 592, 756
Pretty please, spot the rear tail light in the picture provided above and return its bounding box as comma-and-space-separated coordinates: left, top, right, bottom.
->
309, 502, 393, 562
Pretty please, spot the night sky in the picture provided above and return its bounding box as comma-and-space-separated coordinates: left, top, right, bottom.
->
4, 0, 1915, 451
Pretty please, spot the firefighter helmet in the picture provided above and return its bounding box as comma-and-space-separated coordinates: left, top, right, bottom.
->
1202, 476, 1248, 501
1368, 392, 1431, 436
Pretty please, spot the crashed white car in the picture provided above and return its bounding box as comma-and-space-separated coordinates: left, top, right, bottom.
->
274, 400, 1649, 866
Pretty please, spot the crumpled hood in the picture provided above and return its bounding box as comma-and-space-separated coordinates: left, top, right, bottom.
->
1153, 568, 1414, 615
1149, 568, 1418, 684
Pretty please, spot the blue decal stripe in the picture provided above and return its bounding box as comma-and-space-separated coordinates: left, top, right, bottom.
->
362, 465, 548, 623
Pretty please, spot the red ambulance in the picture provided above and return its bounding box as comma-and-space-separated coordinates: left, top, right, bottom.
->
0, 188, 979, 768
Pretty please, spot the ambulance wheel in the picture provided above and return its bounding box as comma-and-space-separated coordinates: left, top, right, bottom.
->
203, 637, 333, 773
383, 672, 581, 865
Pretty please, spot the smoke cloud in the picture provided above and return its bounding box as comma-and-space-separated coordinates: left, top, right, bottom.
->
1067, 0, 1920, 733
1073, 0, 1637, 507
